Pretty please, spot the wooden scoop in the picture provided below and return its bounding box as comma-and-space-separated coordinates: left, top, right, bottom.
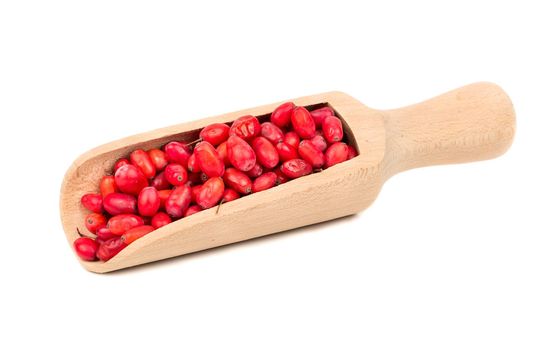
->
60, 82, 516, 273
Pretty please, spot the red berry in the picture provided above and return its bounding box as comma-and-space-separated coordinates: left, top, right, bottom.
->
223, 188, 240, 202
138, 187, 160, 217
164, 141, 191, 167
274, 168, 289, 185
200, 123, 230, 146
322, 116, 343, 143
114, 158, 130, 173
325, 142, 349, 168
187, 153, 200, 172
280, 159, 313, 179
84, 213, 107, 233
194, 141, 225, 178
151, 212, 172, 229
164, 163, 188, 186
230, 115, 261, 140
260, 122, 284, 144
270, 102, 295, 127
251, 136, 280, 169
148, 149, 168, 171
73, 237, 99, 261
121, 225, 154, 245
223, 168, 252, 195
227, 135, 256, 172
196, 177, 224, 209
298, 140, 325, 168
310, 134, 328, 152
191, 184, 202, 202
283, 131, 300, 149
185, 204, 203, 217
108, 214, 144, 235
252, 172, 278, 193
100, 175, 117, 197
103, 193, 137, 215
291, 107, 316, 139
130, 149, 156, 179
81, 193, 103, 213
216, 142, 230, 167
114, 164, 148, 195
150, 171, 171, 190
96, 227, 116, 241
97, 237, 127, 262
157, 189, 172, 209
276, 142, 298, 162
245, 163, 263, 178
310, 106, 334, 127
165, 185, 191, 218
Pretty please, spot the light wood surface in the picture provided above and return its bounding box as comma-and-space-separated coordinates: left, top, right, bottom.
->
60, 82, 515, 273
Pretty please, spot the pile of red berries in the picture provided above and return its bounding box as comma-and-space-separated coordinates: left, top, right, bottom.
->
73, 103, 357, 262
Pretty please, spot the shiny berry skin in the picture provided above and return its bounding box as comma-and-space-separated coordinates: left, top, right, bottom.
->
280, 159, 313, 179
298, 140, 325, 168
84, 213, 107, 233
185, 204, 203, 217
96, 227, 116, 241
191, 185, 202, 202
187, 153, 200, 172
310, 106, 334, 127
347, 145, 358, 160
100, 175, 117, 197
260, 122, 284, 144
103, 193, 137, 215
274, 168, 289, 184
130, 149, 156, 179
148, 149, 168, 171
270, 102, 295, 127
151, 171, 170, 190
200, 123, 230, 146
81, 193, 103, 213
164, 141, 191, 167
73, 237, 99, 261
151, 212, 171, 229
114, 158, 130, 172
222, 188, 240, 202
325, 142, 349, 168
322, 116, 343, 143
245, 162, 263, 178
121, 225, 154, 245
251, 136, 280, 169
252, 172, 278, 193
114, 164, 148, 195
223, 168, 252, 195
291, 106, 316, 139
276, 142, 298, 162
310, 134, 328, 152
230, 115, 261, 140
138, 187, 160, 217
216, 142, 230, 167
158, 189, 172, 209
164, 163, 188, 186
227, 135, 256, 172
283, 131, 300, 149
165, 185, 192, 218
194, 141, 225, 178
108, 214, 144, 235
97, 237, 127, 262
196, 177, 224, 209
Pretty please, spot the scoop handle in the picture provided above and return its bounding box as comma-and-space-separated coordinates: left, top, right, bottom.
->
383, 82, 516, 177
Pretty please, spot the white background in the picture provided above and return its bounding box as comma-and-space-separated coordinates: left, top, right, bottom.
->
1, 1, 539, 349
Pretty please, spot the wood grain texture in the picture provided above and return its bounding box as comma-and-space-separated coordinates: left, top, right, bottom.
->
60, 82, 515, 273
